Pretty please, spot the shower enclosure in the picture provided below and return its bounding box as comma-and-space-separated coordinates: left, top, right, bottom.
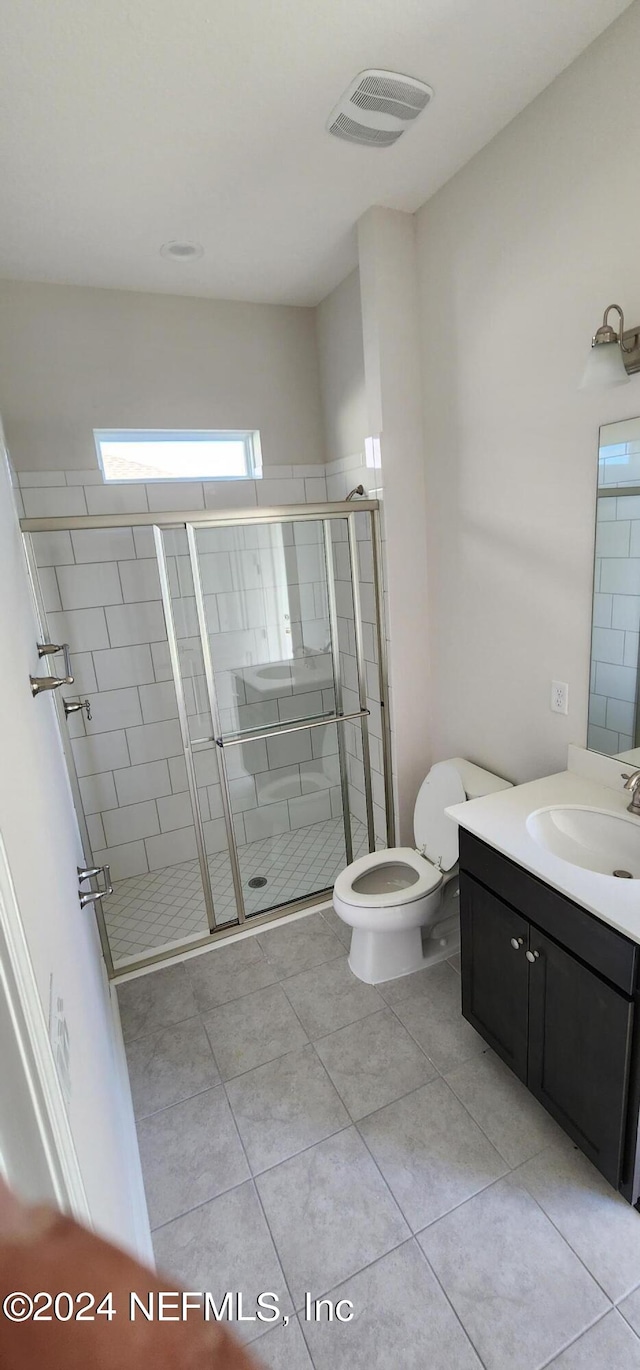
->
23, 500, 393, 975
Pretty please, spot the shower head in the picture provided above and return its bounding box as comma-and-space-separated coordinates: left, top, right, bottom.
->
346, 485, 365, 500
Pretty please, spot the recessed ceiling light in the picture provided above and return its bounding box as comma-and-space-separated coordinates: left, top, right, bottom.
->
160, 240, 204, 261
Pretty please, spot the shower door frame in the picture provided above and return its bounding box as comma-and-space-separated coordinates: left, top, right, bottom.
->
22, 501, 394, 976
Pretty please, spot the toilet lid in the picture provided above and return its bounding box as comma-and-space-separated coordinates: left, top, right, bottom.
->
413, 761, 466, 872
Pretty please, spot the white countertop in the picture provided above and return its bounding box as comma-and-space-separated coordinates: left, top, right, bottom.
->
446, 768, 640, 945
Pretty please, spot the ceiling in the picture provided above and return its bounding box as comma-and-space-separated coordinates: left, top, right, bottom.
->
0, 0, 632, 306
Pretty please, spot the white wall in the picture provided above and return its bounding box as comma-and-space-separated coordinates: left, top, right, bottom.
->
0, 279, 325, 472
416, 0, 640, 785
358, 209, 430, 841
0, 434, 147, 1252
316, 270, 368, 465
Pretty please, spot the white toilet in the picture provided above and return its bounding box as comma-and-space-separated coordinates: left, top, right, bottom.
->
333, 758, 512, 984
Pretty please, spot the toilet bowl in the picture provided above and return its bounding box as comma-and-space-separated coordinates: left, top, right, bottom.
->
333, 758, 511, 985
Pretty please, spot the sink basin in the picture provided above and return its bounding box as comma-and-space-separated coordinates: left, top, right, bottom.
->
526, 805, 640, 878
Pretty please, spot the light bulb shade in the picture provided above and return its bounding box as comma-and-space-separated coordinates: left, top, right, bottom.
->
580, 340, 630, 391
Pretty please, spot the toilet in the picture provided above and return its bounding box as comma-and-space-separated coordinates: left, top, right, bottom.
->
333, 758, 512, 984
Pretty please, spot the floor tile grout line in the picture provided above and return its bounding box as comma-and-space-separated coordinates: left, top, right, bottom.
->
351, 1085, 515, 1242
381, 976, 466, 1071
308, 1036, 436, 1131
378, 977, 538, 1167
144, 1065, 335, 1324
201, 999, 312, 1085
413, 1163, 616, 1333
412, 1168, 523, 1243
289, 1031, 439, 1244
412, 1239, 491, 1370
121, 1008, 203, 1047
536, 1308, 625, 1370
293, 1233, 418, 1327
237, 1117, 356, 1184
272, 957, 386, 1044
375, 977, 579, 1179
428, 1057, 544, 1173
134, 1078, 223, 1123
215, 1063, 300, 1324
617, 1285, 640, 1311
350, 1108, 430, 1237
505, 1152, 621, 1307
149, 1169, 260, 1236
298, 995, 402, 1046
211, 963, 373, 1172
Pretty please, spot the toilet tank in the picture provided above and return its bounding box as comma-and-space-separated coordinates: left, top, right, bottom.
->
414, 758, 512, 871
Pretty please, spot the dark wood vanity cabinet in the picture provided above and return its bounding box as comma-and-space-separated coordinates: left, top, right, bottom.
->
460, 875, 529, 1080
459, 830, 640, 1200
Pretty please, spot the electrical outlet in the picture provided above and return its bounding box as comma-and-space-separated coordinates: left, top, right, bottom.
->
550, 680, 569, 715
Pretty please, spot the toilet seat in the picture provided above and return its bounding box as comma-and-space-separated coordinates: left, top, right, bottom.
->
334, 847, 442, 910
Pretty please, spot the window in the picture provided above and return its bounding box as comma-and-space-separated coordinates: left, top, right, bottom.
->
94, 429, 262, 483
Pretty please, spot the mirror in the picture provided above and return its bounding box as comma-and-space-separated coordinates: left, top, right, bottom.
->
588, 417, 640, 761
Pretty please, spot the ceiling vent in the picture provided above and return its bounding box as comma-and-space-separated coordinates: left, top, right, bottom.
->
327, 70, 433, 148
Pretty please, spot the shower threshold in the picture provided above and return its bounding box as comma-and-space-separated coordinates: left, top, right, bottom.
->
105, 815, 370, 969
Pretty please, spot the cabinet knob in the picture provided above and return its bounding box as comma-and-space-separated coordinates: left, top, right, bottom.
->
526, 949, 540, 963
510, 937, 524, 950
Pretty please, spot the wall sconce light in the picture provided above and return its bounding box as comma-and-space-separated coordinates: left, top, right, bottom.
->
580, 304, 640, 390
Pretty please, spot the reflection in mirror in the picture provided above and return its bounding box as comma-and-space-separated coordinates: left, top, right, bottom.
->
588, 417, 640, 761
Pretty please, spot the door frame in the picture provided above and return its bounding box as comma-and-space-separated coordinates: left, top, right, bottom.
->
0, 829, 90, 1217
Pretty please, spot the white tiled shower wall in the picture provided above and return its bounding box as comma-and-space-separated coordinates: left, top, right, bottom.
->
588, 439, 640, 754
17, 464, 329, 519
22, 459, 390, 878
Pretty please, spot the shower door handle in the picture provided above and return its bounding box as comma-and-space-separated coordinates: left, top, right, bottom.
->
78, 864, 113, 909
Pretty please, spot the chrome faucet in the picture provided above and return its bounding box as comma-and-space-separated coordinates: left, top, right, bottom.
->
622, 771, 640, 815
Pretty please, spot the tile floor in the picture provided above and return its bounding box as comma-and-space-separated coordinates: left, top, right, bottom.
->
106, 817, 369, 966
119, 910, 640, 1369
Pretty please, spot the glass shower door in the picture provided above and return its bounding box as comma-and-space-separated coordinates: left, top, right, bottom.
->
31, 522, 222, 971
155, 527, 240, 930
186, 516, 362, 918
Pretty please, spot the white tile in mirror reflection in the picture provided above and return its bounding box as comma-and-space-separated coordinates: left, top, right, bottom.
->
594, 661, 637, 703
600, 559, 640, 596
596, 520, 631, 558
591, 626, 625, 666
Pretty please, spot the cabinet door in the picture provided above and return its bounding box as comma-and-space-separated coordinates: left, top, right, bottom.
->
527, 931, 633, 1187
460, 874, 529, 1080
